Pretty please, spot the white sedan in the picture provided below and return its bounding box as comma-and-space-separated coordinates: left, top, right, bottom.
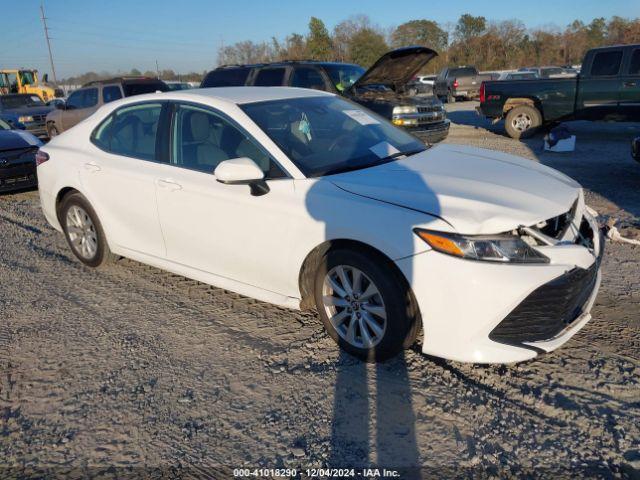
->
36, 87, 603, 363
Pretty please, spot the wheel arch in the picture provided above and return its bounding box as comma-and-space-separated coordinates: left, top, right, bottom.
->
297, 238, 409, 310
55, 187, 81, 223
503, 97, 545, 121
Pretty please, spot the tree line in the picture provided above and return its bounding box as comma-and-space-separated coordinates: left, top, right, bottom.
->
61, 13, 640, 84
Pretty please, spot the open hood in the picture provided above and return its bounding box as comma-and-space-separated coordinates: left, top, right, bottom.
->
348, 46, 438, 92
329, 144, 581, 235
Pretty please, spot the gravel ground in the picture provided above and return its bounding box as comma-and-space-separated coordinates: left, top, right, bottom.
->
1, 102, 639, 479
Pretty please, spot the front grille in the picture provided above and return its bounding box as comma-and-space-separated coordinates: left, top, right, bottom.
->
489, 262, 599, 344
31, 114, 46, 123
417, 106, 441, 113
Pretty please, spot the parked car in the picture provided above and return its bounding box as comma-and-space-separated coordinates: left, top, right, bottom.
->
45, 76, 169, 137
433, 66, 493, 102
37, 87, 603, 364
632, 137, 640, 163
497, 72, 539, 81
0, 117, 42, 192
480, 44, 640, 138
0, 93, 53, 138
518, 66, 577, 78
201, 47, 449, 143
165, 81, 192, 91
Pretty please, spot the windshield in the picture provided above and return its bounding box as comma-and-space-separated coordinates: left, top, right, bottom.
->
19, 71, 36, 85
241, 96, 426, 178
0, 95, 45, 109
323, 64, 365, 92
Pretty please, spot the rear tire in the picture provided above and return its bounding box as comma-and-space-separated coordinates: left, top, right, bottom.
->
314, 249, 420, 362
447, 90, 456, 103
505, 105, 542, 139
59, 192, 116, 268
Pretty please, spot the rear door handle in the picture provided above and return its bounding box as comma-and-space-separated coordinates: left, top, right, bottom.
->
83, 162, 101, 173
156, 178, 182, 191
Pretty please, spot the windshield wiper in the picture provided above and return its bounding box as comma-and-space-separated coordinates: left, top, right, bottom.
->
377, 148, 426, 162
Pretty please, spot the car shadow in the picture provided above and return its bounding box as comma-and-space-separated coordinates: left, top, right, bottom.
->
304, 154, 442, 475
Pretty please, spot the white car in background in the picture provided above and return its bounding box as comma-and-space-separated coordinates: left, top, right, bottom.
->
36, 87, 603, 363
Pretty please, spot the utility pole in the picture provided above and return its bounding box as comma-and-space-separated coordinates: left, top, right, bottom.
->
155, 59, 160, 79
40, 2, 58, 84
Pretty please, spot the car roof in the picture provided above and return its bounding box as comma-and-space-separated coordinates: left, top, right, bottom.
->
82, 76, 165, 87
215, 61, 361, 70
113, 86, 334, 106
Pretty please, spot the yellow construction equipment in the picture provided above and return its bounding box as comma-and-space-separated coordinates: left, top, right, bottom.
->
0, 69, 63, 101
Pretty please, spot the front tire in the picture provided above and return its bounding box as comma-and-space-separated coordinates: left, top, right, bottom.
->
47, 123, 59, 138
59, 192, 115, 268
505, 105, 542, 139
314, 249, 420, 362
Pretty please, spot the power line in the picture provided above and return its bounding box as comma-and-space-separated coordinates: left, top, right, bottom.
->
40, 2, 57, 84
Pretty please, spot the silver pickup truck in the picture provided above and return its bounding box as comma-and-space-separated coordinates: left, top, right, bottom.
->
433, 66, 493, 103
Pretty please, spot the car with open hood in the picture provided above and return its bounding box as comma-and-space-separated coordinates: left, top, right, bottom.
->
201, 46, 449, 143
37, 87, 603, 364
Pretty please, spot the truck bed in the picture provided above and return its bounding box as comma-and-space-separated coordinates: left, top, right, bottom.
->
480, 77, 578, 122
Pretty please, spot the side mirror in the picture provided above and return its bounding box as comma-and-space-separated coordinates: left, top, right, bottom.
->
214, 157, 269, 196
632, 137, 640, 163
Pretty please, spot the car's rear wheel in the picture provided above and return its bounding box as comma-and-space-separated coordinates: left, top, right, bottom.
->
314, 249, 420, 362
59, 192, 115, 268
447, 90, 456, 103
505, 105, 541, 139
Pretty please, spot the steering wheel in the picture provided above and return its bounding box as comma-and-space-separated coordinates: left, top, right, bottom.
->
328, 133, 353, 152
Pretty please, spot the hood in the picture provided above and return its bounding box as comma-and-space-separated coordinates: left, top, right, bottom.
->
348, 46, 438, 92
2, 105, 53, 117
330, 144, 581, 234
0, 129, 42, 151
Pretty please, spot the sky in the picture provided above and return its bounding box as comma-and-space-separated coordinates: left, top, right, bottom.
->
1, 0, 638, 79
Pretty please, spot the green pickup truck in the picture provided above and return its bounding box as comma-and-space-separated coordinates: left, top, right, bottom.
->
479, 44, 640, 138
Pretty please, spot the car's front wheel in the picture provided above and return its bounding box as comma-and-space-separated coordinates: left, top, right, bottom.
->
47, 123, 59, 138
59, 192, 115, 268
314, 249, 420, 362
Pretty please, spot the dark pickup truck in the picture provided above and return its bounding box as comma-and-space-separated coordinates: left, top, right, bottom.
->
479, 44, 640, 138
434, 66, 493, 103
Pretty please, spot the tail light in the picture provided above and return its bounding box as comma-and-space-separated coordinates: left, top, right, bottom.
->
453, 79, 459, 89
479, 82, 486, 103
35, 149, 49, 166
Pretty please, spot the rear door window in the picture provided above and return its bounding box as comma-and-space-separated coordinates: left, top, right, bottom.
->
590, 50, 623, 76
65, 90, 83, 110
254, 68, 286, 86
290, 67, 327, 90
92, 103, 164, 161
102, 85, 123, 103
201, 67, 252, 87
628, 49, 640, 75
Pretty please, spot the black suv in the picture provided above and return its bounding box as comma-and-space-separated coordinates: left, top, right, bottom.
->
201, 47, 449, 143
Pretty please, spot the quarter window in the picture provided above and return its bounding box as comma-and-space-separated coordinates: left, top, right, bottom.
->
590, 51, 623, 76
92, 103, 163, 161
171, 104, 285, 178
102, 85, 123, 103
254, 68, 286, 86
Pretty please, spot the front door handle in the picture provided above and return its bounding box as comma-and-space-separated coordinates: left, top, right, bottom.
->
156, 178, 182, 191
83, 162, 101, 173
623, 81, 637, 88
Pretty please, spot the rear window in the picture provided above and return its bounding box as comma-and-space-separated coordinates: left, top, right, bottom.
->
590, 51, 623, 76
123, 81, 169, 97
448, 67, 477, 77
201, 67, 252, 88
254, 68, 286, 86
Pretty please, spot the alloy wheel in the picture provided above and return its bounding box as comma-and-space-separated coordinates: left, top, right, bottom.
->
65, 205, 98, 259
322, 265, 387, 349
512, 113, 532, 132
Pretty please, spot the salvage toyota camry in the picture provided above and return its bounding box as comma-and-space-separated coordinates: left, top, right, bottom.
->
37, 87, 603, 363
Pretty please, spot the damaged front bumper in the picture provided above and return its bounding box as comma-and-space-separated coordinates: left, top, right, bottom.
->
395, 199, 604, 364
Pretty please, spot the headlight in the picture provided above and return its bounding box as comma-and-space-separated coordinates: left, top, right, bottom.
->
414, 229, 550, 263
18, 115, 34, 123
393, 106, 418, 115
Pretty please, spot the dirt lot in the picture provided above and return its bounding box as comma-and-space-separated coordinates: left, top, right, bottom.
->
1, 102, 639, 479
